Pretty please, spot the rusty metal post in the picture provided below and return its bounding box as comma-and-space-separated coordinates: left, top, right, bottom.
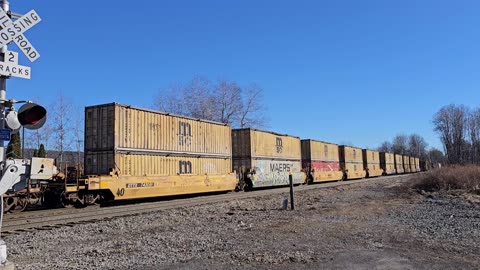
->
289, 174, 294, 210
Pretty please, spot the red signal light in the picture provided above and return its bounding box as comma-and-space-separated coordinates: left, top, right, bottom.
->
17, 103, 47, 130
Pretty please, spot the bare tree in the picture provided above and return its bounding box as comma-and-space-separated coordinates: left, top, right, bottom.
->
407, 134, 428, 159
391, 134, 408, 154
468, 108, 480, 164
213, 80, 242, 125
377, 141, 392, 152
428, 148, 445, 167
239, 83, 267, 128
50, 93, 75, 162
155, 77, 216, 120
154, 77, 268, 128
73, 107, 85, 170
433, 104, 469, 164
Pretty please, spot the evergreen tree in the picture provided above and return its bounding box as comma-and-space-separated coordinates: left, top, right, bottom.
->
6, 132, 21, 159
33, 149, 38, 157
38, 144, 46, 158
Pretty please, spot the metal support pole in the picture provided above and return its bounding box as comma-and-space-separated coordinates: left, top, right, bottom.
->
289, 174, 294, 210
0, 2, 15, 268
21, 127, 24, 158
0, 0, 7, 164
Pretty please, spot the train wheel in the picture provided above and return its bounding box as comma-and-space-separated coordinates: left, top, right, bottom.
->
2, 197, 16, 213
60, 192, 73, 208
11, 198, 28, 213
235, 180, 245, 192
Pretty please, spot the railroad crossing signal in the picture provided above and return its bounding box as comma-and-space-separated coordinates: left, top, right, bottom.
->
0, 8, 41, 62
0, 7, 41, 79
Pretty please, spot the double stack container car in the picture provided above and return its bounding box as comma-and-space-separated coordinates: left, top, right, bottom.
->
339, 145, 366, 179
232, 128, 305, 189
362, 149, 383, 178
403, 155, 411, 173
301, 140, 343, 183
380, 152, 396, 175
394, 154, 404, 174
66, 103, 238, 205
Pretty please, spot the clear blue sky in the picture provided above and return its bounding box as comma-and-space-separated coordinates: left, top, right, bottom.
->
7, 0, 480, 150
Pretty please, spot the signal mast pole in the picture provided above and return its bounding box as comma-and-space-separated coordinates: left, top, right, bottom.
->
0, 0, 8, 163
0, 1, 10, 269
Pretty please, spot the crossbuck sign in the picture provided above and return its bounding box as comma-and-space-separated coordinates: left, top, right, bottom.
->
0, 8, 41, 79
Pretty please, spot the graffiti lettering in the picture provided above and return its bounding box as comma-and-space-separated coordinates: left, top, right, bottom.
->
270, 163, 291, 173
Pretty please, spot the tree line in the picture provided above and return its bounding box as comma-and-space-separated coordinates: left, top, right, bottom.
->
377, 134, 445, 166
433, 104, 480, 165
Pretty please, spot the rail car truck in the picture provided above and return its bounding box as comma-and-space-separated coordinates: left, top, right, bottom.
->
0, 157, 59, 212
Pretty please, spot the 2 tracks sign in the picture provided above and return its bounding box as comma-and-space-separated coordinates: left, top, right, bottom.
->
0, 8, 41, 79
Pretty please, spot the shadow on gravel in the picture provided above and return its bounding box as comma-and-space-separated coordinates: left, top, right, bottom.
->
99, 191, 232, 208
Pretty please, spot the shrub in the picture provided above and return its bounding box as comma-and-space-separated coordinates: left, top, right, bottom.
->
411, 165, 480, 194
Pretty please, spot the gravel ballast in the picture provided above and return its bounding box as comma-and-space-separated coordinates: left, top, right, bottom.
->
4, 176, 480, 270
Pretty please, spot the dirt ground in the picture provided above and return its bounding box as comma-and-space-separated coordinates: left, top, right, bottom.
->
6, 175, 480, 270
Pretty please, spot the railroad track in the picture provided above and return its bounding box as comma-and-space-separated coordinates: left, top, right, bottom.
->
1, 174, 411, 234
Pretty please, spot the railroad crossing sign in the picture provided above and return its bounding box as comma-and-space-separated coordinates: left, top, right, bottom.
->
0, 7, 41, 79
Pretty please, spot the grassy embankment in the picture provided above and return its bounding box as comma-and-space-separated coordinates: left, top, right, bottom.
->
411, 166, 480, 194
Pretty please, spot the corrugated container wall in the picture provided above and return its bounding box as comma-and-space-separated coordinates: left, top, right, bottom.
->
380, 152, 396, 175
232, 128, 301, 160
85, 103, 232, 176
232, 129, 304, 187
394, 154, 404, 174
86, 152, 231, 176
403, 155, 411, 173
339, 145, 366, 179
362, 149, 382, 177
85, 103, 231, 156
409, 156, 416, 172
301, 140, 342, 182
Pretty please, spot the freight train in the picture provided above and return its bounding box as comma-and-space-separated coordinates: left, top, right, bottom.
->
1, 103, 426, 211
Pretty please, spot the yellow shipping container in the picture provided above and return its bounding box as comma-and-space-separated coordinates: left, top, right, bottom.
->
394, 154, 404, 174
415, 157, 420, 172
85, 152, 232, 176
409, 156, 417, 173
380, 152, 396, 175
301, 139, 343, 183
85, 103, 231, 157
232, 128, 301, 160
403, 155, 411, 173
233, 158, 304, 187
362, 149, 383, 177
339, 145, 366, 179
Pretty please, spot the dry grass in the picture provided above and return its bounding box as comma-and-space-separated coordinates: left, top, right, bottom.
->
411, 165, 480, 194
